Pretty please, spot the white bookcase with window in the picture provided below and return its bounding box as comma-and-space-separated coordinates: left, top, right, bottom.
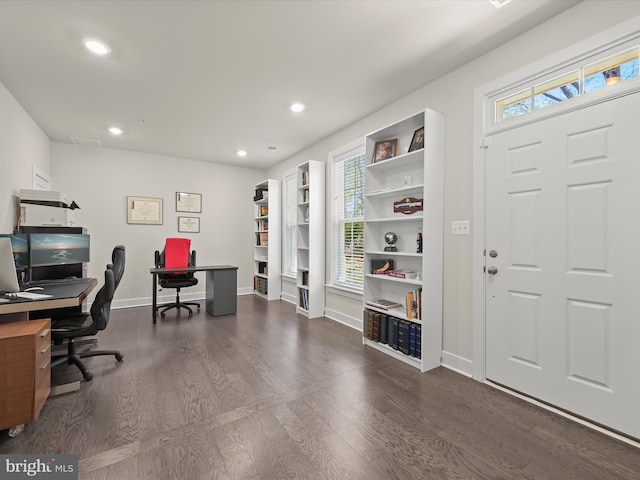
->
253, 179, 281, 300
296, 160, 325, 318
362, 108, 444, 372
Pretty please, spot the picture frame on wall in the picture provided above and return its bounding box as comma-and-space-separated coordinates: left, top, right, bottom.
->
176, 192, 202, 213
178, 216, 200, 233
372, 139, 397, 163
127, 196, 163, 225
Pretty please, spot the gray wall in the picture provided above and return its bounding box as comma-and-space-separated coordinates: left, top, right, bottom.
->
0, 82, 50, 233
51, 142, 264, 307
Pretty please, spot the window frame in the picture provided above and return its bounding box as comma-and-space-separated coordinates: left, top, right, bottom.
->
329, 139, 365, 292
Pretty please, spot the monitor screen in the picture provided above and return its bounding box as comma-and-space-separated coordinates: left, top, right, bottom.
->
0, 234, 29, 269
0, 238, 20, 293
29, 234, 90, 267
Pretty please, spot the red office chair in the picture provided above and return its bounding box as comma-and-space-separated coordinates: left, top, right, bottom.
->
154, 238, 200, 317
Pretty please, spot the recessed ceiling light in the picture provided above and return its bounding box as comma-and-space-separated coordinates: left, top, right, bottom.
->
83, 38, 111, 55
290, 102, 306, 113
237, 150, 247, 157
108, 126, 123, 135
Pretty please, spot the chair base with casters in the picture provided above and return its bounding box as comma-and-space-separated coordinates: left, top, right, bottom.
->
158, 286, 201, 318
51, 337, 123, 381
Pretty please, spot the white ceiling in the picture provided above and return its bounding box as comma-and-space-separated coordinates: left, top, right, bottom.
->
0, 0, 580, 170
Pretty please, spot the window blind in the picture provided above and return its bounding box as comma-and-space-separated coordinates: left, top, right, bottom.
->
332, 151, 365, 289
284, 171, 297, 276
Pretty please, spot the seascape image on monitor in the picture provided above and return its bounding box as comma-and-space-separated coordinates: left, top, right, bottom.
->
0, 234, 29, 269
30, 234, 90, 267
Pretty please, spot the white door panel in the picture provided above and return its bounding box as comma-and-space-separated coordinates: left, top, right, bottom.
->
486, 93, 640, 438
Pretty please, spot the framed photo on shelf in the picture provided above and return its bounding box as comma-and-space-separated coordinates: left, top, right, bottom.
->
176, 192, 202, 213
127, 196, 163, 225
373, 139, 397, 163
408, 126, 425, 152
178, 216, 200, 233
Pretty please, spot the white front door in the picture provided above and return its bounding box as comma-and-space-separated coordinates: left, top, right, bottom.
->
485, 92, 640, 439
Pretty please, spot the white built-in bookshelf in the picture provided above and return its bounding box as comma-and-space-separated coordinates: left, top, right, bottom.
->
363, 108, 444, 372
296, 160, 325, 318
253, 179, 281, 300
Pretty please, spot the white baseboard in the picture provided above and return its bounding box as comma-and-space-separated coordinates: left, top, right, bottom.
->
237, 287, 254, 296
280, 292, 296, 305
441, 351, 473, 377
324, 308, 362, 331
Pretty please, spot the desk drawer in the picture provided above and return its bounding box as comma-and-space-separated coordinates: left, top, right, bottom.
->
34, 320, 51, 417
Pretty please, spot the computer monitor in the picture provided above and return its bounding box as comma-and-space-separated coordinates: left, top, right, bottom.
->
29, 233, 90, 267
0, 238, 20, 293
0, 234, 29, 269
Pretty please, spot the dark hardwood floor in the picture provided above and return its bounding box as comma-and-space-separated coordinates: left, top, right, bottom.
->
1, 295, 638, 479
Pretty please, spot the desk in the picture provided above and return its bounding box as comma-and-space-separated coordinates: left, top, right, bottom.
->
0, 279, 96, 436
0, 278, 97, 320
150, 265, 237, 323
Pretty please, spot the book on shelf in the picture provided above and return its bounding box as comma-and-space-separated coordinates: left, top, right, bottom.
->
256, 232, 269, 246
259, 205, 268, 216
398, 320, 410, 355
390, 317, 400, 350
380, 314, 389, 344
387, 269, 417, 279
366, 298, 403, 310
301, 170, 310, 186
372, 313, 381, 342
301, 270, 309, 286
409, 323, 417, 357
257, 219, 268, 231
405, 288, 422, 319
416, 324, 422, 359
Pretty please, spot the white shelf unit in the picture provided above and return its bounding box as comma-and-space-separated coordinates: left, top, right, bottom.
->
296, 160, 325, 318
362, 108, 444, 372
253, 179, 281, 300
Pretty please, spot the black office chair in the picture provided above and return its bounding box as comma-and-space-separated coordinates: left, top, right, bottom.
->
154, 238, 200, 318
50, 245, 126, 381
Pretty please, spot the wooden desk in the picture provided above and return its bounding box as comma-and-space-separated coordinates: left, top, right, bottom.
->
0, 278, 97, 435
0, 319, 51, 436
150, 265, 238, 323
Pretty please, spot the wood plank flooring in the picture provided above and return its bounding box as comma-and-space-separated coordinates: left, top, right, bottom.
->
1, 295, 638, 479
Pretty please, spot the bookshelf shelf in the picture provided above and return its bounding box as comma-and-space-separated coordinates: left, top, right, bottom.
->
253, 179, 281, 300
296, 160, 325, 318
363, 108, 444, 372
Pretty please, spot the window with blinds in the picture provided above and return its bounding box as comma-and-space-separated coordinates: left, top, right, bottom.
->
331, 149, 365, 289
284, 171, 297, 276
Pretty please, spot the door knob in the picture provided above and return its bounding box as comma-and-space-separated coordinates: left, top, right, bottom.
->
487, 266, 498, 275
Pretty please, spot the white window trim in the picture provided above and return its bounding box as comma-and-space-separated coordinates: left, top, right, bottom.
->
472, 15, 640, 382
329, 138, 365, 291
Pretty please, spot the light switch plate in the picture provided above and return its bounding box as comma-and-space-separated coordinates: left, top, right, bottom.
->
452, 220, 470, 235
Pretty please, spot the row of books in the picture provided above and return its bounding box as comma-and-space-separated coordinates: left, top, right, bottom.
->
298, 288, 309, 310
256, 232, 268, 246
364, 309, 421, 358
258, 205, 268, 217
256, 219, 268, 231
254, 276, 268, 295
406, 288, 422, 320
300, 170, 310, 186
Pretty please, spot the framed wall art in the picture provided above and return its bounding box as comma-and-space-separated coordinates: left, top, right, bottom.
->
176, 192, 202, 213
127, 196, 163, 225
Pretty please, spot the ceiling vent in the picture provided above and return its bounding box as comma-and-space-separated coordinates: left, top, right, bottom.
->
489, 0, 512, 8
263, 146, 277, 152
70, 137, 101, 148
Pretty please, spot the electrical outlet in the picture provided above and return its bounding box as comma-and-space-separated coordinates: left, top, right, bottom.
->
452, 220, 470, 235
